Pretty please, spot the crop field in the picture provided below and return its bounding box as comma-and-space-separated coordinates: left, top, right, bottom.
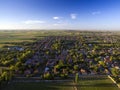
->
0, 31, 43, 47
0, 30, 71, 48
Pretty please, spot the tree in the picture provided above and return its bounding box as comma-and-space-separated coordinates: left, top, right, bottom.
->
74, 65, 79, 71
111, 67, 119, 76
75, 72, 79, 83
43, 72, 53, 80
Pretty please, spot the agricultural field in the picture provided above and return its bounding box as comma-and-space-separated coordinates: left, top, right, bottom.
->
0, 30, 70, 48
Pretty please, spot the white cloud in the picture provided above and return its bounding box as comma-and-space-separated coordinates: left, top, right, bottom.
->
70, 14, 77, 19
23, 20, 45, 24
53, 17, 60, 20
53, 23, 60, 26
92, 11, 101, 15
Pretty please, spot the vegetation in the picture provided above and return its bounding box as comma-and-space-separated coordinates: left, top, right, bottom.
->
78, 76, 119, 90
3, 82, 74, 90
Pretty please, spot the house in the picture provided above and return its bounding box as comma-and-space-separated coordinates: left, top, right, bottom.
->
24, 69, 31, 75
8, 46, 24, 51
44, 67, 50, 73
80, 68, 87, 75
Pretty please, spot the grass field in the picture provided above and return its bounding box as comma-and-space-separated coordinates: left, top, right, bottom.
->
0, 31, 45, 48
2, 77, 120, 90
3, 82, 74, 90
77, 77, 120, 90
0, 30, 70, 48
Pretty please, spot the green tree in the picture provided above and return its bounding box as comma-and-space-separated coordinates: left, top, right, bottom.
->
75, 72, 79, 83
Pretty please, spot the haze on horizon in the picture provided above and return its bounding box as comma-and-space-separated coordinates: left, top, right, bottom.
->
0, 0, 120, 31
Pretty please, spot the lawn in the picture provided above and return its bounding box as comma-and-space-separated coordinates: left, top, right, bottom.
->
77, 77, 120, 90
3, 81, 74, 90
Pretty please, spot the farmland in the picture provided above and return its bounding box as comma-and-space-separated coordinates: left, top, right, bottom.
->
0, 30, 120, 90
0, 30, 70, 47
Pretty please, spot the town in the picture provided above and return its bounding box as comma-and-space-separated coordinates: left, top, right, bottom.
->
0, 30, 120, 90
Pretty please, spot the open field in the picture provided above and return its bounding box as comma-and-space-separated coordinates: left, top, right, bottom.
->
0, 31, 43, 47
0, 30, 72, 47
78, 77, 119, 90
3, 81, 74, 90
2, 77, 120, 90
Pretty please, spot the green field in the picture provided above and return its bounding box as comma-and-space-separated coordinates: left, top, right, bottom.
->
0, 31, 43, 47
2, 77, 120, 90
3, 82, 74, 90
0, 30, 71, 48
77, 77, 120, 90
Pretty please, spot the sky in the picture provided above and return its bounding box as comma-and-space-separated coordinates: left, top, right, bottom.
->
0, 0, 120, 30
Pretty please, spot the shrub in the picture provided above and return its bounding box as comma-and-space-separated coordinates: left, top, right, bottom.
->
43, 72, 53, 80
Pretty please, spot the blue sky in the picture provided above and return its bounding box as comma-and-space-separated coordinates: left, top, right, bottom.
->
0, 0, 120, 30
